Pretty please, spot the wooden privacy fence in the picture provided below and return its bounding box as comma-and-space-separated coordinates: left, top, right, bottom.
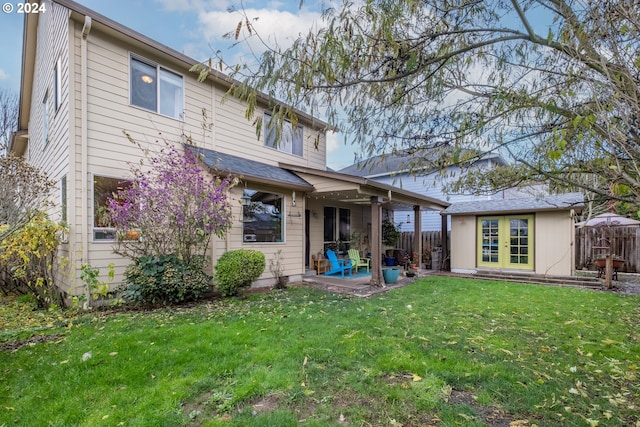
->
398, 231, 450, 266
575, 226, 640, 273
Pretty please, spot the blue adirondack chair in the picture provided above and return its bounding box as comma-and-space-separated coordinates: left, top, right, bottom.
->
325, 250, 353, 277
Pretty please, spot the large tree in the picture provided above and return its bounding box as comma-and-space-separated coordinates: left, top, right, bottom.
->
197, 0, 640, 206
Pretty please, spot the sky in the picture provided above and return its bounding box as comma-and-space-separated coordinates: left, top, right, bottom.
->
0, 0, 357, 169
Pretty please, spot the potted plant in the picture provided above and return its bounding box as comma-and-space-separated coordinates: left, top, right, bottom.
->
382, 219, 400, 247
409, 252, 419, 270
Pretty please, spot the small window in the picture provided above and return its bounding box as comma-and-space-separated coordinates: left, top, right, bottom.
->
54, 57, 61, 111
242, 189, 284, 243
93, 176, 131, 241
130, 56, 184, 119
264, 113, 303, 156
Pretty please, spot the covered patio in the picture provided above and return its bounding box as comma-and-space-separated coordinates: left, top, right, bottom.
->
281, 164, 450, 286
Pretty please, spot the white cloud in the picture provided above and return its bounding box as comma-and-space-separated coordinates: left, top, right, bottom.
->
326, 131, 359, 170
197, 7, 322, 56
326, 130, 339, 154
0, 69, 8, 80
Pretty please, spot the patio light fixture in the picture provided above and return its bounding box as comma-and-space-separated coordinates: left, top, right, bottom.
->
240, 190, 252, 207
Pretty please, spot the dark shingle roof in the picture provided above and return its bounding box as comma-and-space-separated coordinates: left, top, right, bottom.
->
442, 192, 584, 215
187, 146, 313, 190
338, 152, 507, 177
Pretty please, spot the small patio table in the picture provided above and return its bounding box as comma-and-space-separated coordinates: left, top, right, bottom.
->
313, 258, 328, 275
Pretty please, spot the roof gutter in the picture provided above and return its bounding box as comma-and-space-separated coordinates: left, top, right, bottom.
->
10, 12, 39, 155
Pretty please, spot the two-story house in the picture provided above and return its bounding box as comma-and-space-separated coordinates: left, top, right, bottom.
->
11, 0, 449, 294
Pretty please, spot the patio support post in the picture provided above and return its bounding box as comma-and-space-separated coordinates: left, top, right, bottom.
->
413, 205, 422, 268
370, 196, 383, 286
441, 214, 448, 271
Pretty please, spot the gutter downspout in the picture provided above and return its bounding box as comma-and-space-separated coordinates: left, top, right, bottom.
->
81, 16, 91, 277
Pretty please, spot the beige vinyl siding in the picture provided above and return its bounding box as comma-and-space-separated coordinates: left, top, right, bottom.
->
215, 186, 305, 284
449, 211, 576, 276
27, 3, 71, 200
534, 211, 575, 276
23, 3, 74, 290
214, 93, 326, 169
306, 199, 370, 266
449, 216, 477, 273
298, 174, 356, 193
26, 6, 330, 294
306, 131, 326, 170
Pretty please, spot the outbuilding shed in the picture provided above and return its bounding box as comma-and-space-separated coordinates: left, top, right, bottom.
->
442, 193, 584, 277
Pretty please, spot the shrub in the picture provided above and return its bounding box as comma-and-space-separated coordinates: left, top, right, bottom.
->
0, 212, 66, 308
269, 249, 287, 289
120, 254, 211, 306
214, 249, 265, 297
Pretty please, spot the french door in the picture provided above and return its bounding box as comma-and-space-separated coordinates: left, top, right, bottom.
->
477, 215, 534, 270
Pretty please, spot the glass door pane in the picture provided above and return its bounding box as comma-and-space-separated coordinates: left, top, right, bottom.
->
481, 219, 500, 264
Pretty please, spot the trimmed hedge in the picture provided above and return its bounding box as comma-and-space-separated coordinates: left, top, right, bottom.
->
214, 249, 266, 296
121, 255, 211, 306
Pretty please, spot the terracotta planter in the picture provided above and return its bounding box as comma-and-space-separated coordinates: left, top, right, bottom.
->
594, 258, 624, 269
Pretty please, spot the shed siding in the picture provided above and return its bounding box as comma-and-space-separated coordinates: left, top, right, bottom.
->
534, 211, 575, 276
449, 210, 576, 276
449, 216, 477, 273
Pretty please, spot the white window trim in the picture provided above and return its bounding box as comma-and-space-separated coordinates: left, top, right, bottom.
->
91, 174, 129, 243
241, 188, 286, 244
129, 53, 185, 121
263, 113, 304, 157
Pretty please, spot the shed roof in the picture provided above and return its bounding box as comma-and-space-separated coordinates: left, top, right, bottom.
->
187, 146, 313, 191
442, 192, 584, 216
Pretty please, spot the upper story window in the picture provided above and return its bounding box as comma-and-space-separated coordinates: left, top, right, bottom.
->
130, 56, 184, 120
264, 113, 303, 157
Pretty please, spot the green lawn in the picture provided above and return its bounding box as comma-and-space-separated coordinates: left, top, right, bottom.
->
1, 276, 639, 426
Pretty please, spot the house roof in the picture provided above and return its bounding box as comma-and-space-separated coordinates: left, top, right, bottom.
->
187, 146, 313, 191
442, 192, 584, 216
280, 163, 450, 211
338, 151, 507, 178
